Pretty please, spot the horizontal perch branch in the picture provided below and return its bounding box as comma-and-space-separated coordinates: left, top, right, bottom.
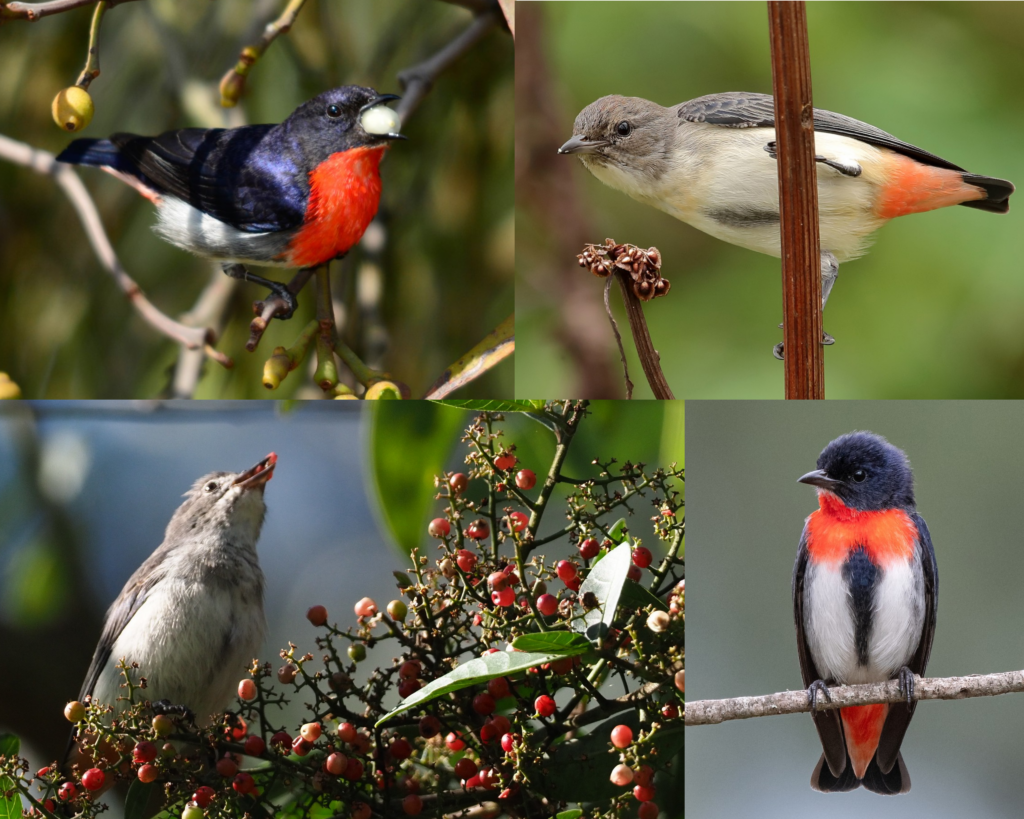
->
685, 669, 1024, 726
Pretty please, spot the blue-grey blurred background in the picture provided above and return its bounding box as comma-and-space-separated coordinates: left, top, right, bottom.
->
686, 401, 1024, 817
0, 399, 682, 815
516, 2, 1024, 398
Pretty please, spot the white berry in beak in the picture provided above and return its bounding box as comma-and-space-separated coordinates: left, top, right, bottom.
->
360, 104, 401, 137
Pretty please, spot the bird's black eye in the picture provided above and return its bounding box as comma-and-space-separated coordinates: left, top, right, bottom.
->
204, 481, 219, 493
852, 470, 866, 483
616, 121, 632, 136
327, 104, 342, 118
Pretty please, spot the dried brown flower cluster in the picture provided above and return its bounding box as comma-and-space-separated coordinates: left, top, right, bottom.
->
577, 239, 671, 302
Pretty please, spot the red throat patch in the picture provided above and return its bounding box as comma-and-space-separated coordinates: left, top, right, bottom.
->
841, 703, 889, 779
285, 146, 386, 268
805, 492, 917, 566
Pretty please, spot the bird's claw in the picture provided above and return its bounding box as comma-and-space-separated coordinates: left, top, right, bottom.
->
807, 679, 832, 712
152, 699, 196, 725
772, 331, 835, 360
897, 666, 915, 707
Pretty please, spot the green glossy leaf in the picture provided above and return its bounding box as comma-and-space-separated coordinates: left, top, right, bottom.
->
574, 541, 633, 640
556, 812, 583, 819
607, 518, 629, 544
376, 651, 564, 726
392, 571, 413, 589
368, 402, 465, 558
429, 400, 540, 412
0, 734, 20, 819
124, 779, 157, 819
619, 580, 668, 612
530, 712, 641, 802
511, 631, 591, 655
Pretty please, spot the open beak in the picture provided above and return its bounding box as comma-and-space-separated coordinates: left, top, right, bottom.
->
797, 469, 842, 492
234, 452, 277, 490
360, 94, 406, 140
558, 134, 610, 155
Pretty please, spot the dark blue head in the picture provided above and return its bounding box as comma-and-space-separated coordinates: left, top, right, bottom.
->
798, 431, 915, 511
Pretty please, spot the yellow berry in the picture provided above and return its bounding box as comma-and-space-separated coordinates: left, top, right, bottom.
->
64, 701, 85, 723
52, 86, 94, 132
0, 372, 21, 400
364, 380, 403, 400
152, 714, 174, 736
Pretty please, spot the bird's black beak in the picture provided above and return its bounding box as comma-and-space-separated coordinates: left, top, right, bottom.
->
360, 94, 406, 140
797, 469, 842, 491
235, 453, 277, 490
558, 135, 609, 155
360, 93, 401, 113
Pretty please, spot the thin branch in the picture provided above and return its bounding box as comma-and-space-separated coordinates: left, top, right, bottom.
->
0, 134, 232, 369
396, 9, 499, 122
0, 0, 139, 22
603, 275, 633, 399
685, 669, 1024, 726
614, 270, 674, 400
768, 0, 824, 398
73, 0, 105, 89
219, 0, 307, 107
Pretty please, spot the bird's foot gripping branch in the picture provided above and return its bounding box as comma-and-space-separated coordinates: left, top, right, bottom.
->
0, 402, 684, 819
576, 239, 675, 400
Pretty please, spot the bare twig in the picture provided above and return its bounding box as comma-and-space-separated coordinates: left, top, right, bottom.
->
74, 0, 105, 89
614, 270, 674, 399
0, 134, 232, 368
768, 0, 824, 399
396, 9, 500, 122
0, 0, 139, 23
685, 669, 1024, 726
603, 276, 633, 399
219, 0, 307, 107
171, 272, 239, 398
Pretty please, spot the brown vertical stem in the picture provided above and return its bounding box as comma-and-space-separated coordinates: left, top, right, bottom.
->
768, 1, 824, 399
614, 270, 675, 400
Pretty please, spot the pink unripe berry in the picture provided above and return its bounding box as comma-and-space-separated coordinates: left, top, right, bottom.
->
354, 597, 378, 617
634, 765, 655, 787
237, 679, 257, 701
138, 764, 159, 783
192, 786, 215, 808
244, 735, 266, 756
467, 520, 490, 540
306, 605, 328, 626
326, 752, 348, 776
445, 731, 465, 751
216, 757, 238, 778
494, 453, 516, 471
536, 593, 558, 616
632, 546, 653, 568
453, 758, 477, 780
399, 659, 422, 679
398, 678, 422, 698
626, 564, 642, 582
300, 722, 322, 742
419, 716, 441, 738
449, 473, 469, 495
633, 784, 656, 802
351, 803, 371, 819
456, 549, 478, 572
507, 511, 529, 533
133, 741, 157, 764
343, 758, 364, 781
579, 538, 600, 559
292, 736, 312, 756
428, 518, 451, 538
535, 694, 556, 718
232, 772, 255, 794
472, 692, 496, 715
492, 587, 514, 607
270, 731, 292, 749
675, 669, 685, 693
638, 801, 659, 819
338, 722, 357, 743
390, 738, 413, 760
556, 560, 577, 583
500, 733, 516, 753
609, 764, 633, 786
81, 768, 105, 791
402, 794, 423, 815
487, 676, 510, 698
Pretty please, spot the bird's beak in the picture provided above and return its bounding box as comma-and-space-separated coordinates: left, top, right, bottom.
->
797, 469, 842, 491
558, 134, 609, 155
360, 94, 406, 140
235, 452, 277, 490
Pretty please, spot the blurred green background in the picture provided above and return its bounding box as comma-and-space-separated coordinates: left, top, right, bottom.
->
516, 2, 1024, 398
0, 0, 513, 398
687, 401, 1024, 817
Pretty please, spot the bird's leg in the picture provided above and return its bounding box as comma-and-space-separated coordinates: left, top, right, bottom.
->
896, 666, 916, 707
221, 263, 298, 320
807, 679, 833, 712
245, 266, 319, 353
151, 699, 196, 726
772, 251, 839, 359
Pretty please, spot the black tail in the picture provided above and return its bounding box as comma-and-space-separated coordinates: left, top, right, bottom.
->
55, 138, 123, 169
811, 752, 910, 795
960, 173, 1014, 214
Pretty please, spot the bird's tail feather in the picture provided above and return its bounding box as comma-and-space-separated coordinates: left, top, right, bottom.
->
811, 752, 909, 795
960, 173, 1014, 213
55, 138, 124, 170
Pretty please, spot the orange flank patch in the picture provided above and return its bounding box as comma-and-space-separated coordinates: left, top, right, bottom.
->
875, 153, 983, 219
285, 146, 386, 268
805, 492, 917, 566
841, 703, 889, 780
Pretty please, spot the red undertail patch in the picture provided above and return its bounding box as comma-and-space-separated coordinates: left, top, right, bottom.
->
876, 153, 984, 219
841, 703, 889, 780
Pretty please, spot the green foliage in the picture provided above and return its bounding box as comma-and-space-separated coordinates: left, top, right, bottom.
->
0, 733, 20, 819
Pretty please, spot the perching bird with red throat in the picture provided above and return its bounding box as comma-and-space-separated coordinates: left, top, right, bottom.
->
56, 86, 404, 319
793, 431, 937, 794
559, 92, 1015, 356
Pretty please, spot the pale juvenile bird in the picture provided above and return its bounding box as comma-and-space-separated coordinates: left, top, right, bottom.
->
65, 453, 276, 772
559, 92, 1014, 356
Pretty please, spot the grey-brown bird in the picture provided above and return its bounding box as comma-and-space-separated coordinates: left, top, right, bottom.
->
560, 92, 1014, 356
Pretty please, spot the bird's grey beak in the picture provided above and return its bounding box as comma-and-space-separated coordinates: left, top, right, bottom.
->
558, 135, 609, 155
360, 94, 406, 140
235, 453, 277, 490
797, 469, 842, 491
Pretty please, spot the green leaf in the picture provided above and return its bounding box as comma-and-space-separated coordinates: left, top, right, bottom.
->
124, 779, 157, 819
392, 571, 413, 589
511, 631, 591, 655
556, 812, 583, 819
530, 712, 641, 802
376, 651, 565, 726
428, 399, 539, 412
0, 735, 20, 819
574, 541, 632, 641
607, 518, 629, 544
368, 402, 465, 558
619, 580, 668, 612
0, 734, 18, 757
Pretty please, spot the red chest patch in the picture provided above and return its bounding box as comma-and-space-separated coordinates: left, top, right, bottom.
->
805, 492, 916, 566
285, 146, 386, 268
